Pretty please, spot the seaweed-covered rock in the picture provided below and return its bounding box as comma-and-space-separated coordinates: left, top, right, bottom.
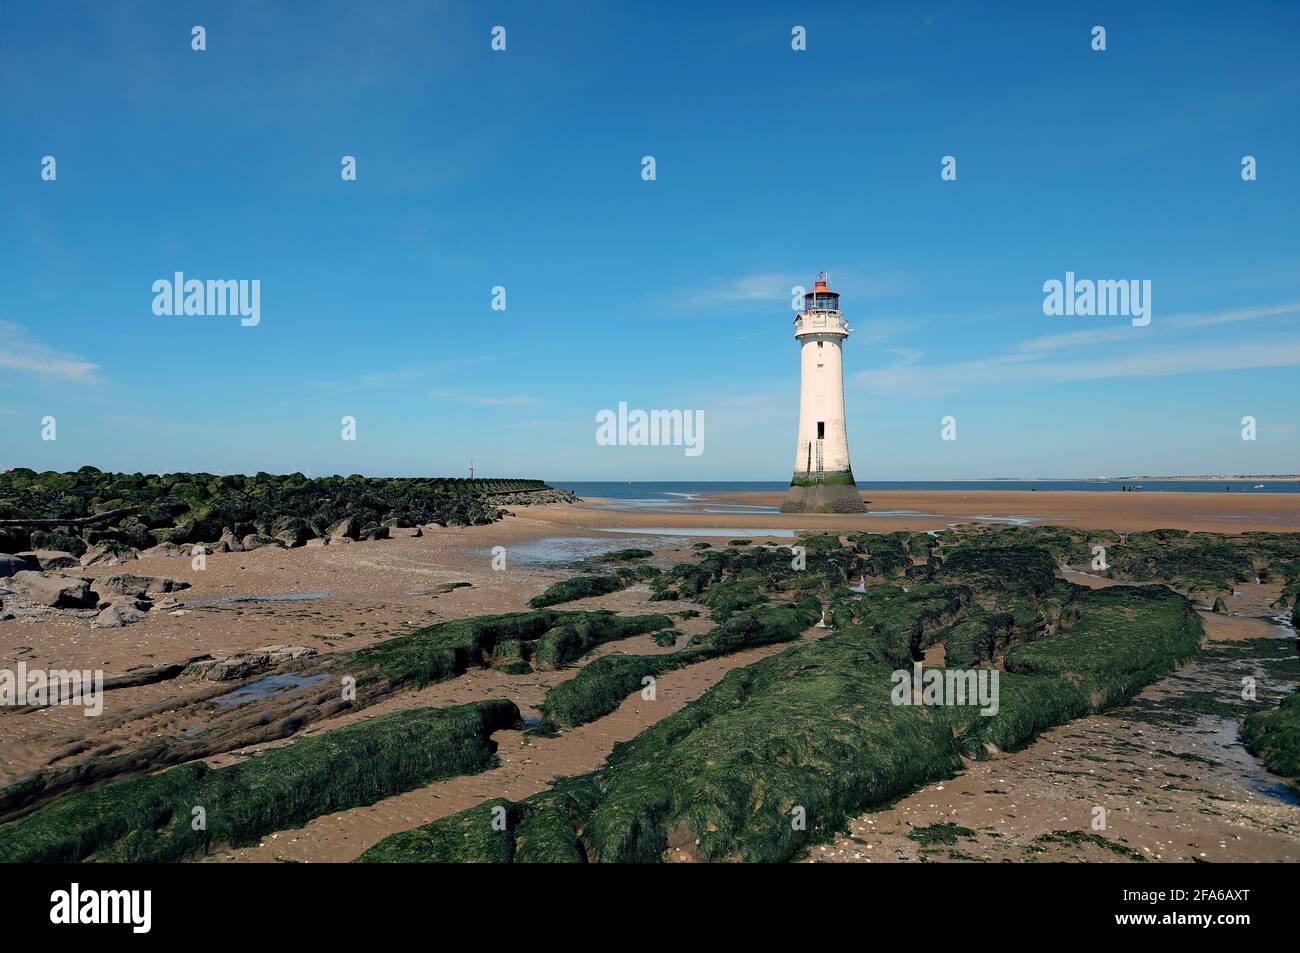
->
934, 546, 1060, 597
529, 574, 627, 608
1001, 585, 1203, 711
600, 548, 653, 562
357, 787, 599, 863
531, 611, 675, 669
157, 519, 222, 545
0, 607, 675, 817
0, 700, 521, 863
701, 575, 769, 622
345, 608, 674, 696
1104, 531, 1259, 592
535, 598, 820, 732
271, 516, 314, 547
367, 582, 1205, 863
30, 530, 86, 557
88, 517, 153, 550
0, 470, 556, 563
1242, 692, 1300, 788
940, 609, 1017, 668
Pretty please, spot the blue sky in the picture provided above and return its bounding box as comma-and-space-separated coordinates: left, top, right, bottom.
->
2, 0, 1298, 480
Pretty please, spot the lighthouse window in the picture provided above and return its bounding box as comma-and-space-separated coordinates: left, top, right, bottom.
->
817, 341, 823, 348
817, 421, 825, 439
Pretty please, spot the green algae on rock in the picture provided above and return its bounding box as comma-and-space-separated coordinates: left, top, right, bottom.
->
0, 609, 673, 821
1241, 692, 1300, 790
362, 581, 1206, 863
0, 700, 521, 863
534, 598, 821, 732
0, 467, 567, 552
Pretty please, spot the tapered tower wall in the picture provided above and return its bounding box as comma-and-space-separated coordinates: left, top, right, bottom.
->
780, 277, 866, 514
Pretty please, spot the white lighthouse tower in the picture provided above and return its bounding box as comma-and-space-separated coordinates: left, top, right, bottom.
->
780, 274, 866, 513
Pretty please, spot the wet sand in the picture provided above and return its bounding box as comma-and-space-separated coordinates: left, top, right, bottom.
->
812, 584, 1300, 864
704, 489, 1300, 534
205, 624, 830, 863
0, 519, 570, 780
2, 492, 1298, 862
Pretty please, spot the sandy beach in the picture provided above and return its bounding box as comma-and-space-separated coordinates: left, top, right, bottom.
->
705, 489, 1300, 534
4, 491, 1295, 692
4, 490, 1296, 775
2, 489, 1298, 863
474, 488, 1300, 541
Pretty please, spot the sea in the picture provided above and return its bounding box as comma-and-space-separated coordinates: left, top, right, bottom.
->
505, 479, 1299, 559
553, 480, 1300, 501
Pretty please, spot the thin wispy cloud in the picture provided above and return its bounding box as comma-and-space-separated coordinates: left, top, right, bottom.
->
861, 338, 1300, 399
672, 268, 913, 312
1166, 300, 1300, 329
1013, 302, 1300, 355
0, 321, 103, 383
857, 300, 1300, 399
686, 272, 803, 306
1015, 326, 1138, 353
427, 390, 538, 407
301, 348, 544, 400
880, 346, 925, 364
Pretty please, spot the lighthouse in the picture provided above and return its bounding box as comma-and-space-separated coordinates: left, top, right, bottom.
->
780, 274, 866, 514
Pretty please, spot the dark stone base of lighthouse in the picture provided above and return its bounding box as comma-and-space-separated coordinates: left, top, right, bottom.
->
779, 472, 866, 514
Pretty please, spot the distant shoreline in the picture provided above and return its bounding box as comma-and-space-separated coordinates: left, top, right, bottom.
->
963, 476, 1300, 482
556, 476, 1300, 484
679, 489, 1300, 533
554, 479, 1300, 497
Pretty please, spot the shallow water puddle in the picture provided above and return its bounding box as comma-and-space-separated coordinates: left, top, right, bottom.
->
186, 591, 333, 607
498, 536, 679, 565
1202, 715, 1300, 805
586, 494, 781, 515
602, 527, 798, 538
211, 673, 328, 709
